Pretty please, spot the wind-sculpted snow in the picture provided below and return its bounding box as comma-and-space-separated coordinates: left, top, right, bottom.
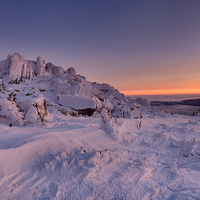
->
1, 113, 200, 199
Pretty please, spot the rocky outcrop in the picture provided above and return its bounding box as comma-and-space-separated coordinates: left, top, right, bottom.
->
0, 53, 153, 126
151, 99, 200, 106
0, 53, 57, 84
66, 67, 76, 75
46, 62, 65, 76
8, 53, 34, 83
34, 56, 46, 76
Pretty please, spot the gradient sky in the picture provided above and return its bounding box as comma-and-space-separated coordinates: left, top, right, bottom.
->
0, 0, 200, 95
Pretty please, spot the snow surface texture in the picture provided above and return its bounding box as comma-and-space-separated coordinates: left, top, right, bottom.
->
0, 53, 200, 199
1, 113, 200, 199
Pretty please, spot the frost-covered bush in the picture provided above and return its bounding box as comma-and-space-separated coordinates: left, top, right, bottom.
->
100, 108, 123, 142
24, 98, 48, 125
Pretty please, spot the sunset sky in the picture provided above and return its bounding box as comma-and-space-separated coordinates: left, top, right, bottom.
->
0, 0, 200, 95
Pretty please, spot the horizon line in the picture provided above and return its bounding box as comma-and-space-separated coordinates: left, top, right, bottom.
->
121, 88, 200, 96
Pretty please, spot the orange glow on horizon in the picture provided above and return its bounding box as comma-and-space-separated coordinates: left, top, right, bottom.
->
122, 88, 200, 96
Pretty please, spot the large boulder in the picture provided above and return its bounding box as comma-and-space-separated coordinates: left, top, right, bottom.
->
65, 67, 76, 75
33, 56, 46, 76
0, 95, 24, 126
8, 53, 34, 83
22, 97, 48, 125
58, 95, 96, 110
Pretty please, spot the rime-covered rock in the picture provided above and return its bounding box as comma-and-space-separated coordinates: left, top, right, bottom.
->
58, 95, 96, 110
8, 53, 33, 83
0, 53, 34, 83
0, 96, 24, 126
66, 67, 76, 75
135, 97, 150, 107
92, 82, 127, 102
46, 62, 65, 76
0, 53, 151, 126
37, 56, 45, 66
21, 97, 48, 125
101, 108, 111, 123
34, 56, 46, 76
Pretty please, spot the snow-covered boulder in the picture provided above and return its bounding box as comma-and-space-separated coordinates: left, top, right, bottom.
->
46, 62, 65, 76
101, 108, 111, 123
37, 56, 45, 66
33, 56, 46, 76
135, 97, 150, 107
65, 67, 76, 75
131, 108, 141, 119
24, 97, 48, 125
92, 82, 127, 102
57, 83, 93, 98
0, 95, 24, 126
8, 53, 34, 83
58, 95, 96, 110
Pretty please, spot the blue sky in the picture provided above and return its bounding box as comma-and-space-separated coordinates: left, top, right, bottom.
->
1, 0, 200, 94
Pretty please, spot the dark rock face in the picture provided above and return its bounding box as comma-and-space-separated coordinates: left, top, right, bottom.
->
151, 101, 181, 106
151, 99, 200, 106
77, 108, 96, 116
182, 99, 200, 106
33, 99, 48, 123
0, 79, 4, 92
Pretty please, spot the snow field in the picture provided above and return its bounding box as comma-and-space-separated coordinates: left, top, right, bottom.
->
1, 112, 200, 199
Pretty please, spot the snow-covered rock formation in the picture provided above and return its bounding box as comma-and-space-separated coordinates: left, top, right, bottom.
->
0, 53, 154, 126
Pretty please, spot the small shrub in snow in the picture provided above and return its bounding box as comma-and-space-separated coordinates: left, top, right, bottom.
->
100, 108, 124, 142
101, 108, 111, 123
33, 99, 47, 123
138, 121, 142, 128
70, 112, 77, 117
